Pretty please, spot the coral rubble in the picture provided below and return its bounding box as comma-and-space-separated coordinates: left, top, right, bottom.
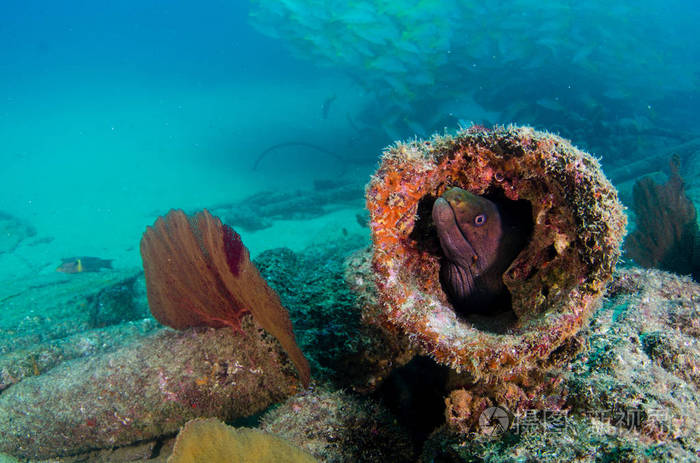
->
140, 209, 310, 386
359, 125, 626, 384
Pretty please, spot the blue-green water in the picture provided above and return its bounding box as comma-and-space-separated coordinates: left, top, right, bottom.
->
1, 0, 699, 277
0, 1, 375, 279
1, 0, 699, 460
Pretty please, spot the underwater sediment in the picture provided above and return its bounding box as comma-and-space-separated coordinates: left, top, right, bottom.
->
349, 125, 627, 424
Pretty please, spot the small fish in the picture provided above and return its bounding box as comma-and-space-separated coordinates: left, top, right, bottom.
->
56, 257, 113, 274
432, 188, 525, 314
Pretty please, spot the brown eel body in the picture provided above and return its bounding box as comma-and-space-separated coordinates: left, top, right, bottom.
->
432, 187, 526, 315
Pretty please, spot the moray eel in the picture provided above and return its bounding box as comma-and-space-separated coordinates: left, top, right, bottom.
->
432, 187, 526, 314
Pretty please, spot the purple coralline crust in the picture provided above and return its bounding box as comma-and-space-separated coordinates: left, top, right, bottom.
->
0, 316, 300, 460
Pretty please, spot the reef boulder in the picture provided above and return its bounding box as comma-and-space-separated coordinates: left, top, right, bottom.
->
0, 319, 301, 460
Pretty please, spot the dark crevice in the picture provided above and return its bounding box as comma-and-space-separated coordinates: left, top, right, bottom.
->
373, 356, 450, 454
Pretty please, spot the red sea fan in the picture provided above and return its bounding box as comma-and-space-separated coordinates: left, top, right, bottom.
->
140, 209, 310, 386
625, 156, 699, 278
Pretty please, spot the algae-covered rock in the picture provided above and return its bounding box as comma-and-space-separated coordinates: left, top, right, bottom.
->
260, 388, 415, 463
422, 416, 695, 463
0, 268, 148, 355
0, 317, 302, 460
565, 268, 699, 452
169, 418, 316, 463
254, 240, 365, 382
255, 237, 413, 392
0, 269, 151, 391
0, 318, 158, 393
358, 125, 626, 384
422, 267, 700, 462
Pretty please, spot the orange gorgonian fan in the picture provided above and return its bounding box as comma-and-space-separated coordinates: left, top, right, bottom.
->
140, 209, 310, 387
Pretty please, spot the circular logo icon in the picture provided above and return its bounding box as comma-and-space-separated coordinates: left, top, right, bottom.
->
479, 406, 511, 436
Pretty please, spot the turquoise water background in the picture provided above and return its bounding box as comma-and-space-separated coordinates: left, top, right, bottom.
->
1, 0, 698, 279
0, 1, 376, 279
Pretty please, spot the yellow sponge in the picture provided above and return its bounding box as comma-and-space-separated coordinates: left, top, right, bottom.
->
168, 418, 317, 463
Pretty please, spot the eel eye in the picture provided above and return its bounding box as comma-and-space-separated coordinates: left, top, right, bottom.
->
474, 214, 487, 226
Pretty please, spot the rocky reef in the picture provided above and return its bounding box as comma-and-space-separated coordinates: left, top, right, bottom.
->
4, 129, 700, 461
423, 267, 700, 462
254, 235, 413, 391
0, 228, 698, 461
260, 388, 415, 463
0, 319, 301, 460
0, 211, 312, 460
